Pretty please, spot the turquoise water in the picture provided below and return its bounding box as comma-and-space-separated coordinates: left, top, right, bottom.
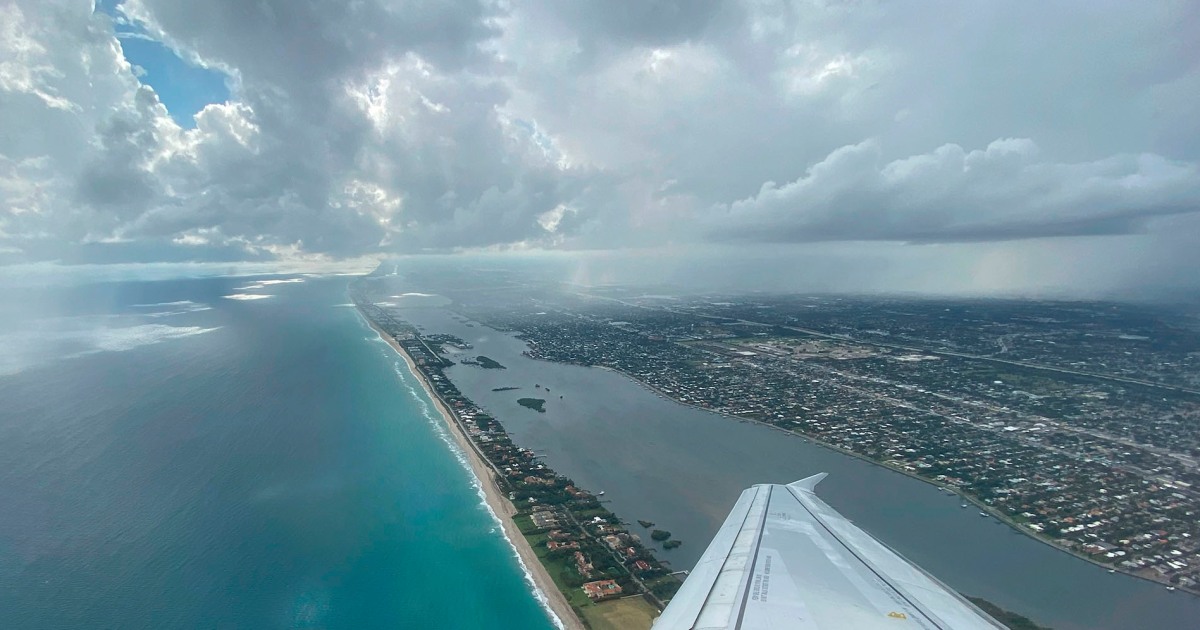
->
0, 276, 557, 629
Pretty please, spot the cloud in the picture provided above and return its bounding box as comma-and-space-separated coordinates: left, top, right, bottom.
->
0, 0, 1198, 295
708, 138, 1200, 243
2, 0, 557, 262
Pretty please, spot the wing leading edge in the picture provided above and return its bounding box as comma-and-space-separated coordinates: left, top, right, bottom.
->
654, 474, 1005, 629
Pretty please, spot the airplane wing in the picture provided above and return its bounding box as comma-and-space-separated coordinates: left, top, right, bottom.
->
653, 474, 1005, 629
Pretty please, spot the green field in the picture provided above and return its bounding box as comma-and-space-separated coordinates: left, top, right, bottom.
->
580, 596, 659, 630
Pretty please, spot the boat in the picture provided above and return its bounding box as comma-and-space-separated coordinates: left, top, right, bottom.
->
597, 490, 605, 496
1108, 569, 1116, 574
960, 503, 968, 508
1167, 586, 1176, 592
979, 512, 989, 518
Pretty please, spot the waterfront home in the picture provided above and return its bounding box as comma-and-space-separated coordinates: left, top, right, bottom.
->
582, 579, 623, 602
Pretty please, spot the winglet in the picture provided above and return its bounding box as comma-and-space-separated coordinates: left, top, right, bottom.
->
788, 472, 828, 492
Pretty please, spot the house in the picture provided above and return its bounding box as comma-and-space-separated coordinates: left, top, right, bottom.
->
582, 579, 623, 601
531, 511, 560, 529
574, 551, 594, 579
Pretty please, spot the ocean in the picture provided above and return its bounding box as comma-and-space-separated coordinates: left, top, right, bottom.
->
0, 275, 558, 629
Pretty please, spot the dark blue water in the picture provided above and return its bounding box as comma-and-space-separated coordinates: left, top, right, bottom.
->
0, 276, 557, 629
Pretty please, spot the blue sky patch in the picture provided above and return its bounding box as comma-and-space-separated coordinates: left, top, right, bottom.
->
97, 1, 230, 128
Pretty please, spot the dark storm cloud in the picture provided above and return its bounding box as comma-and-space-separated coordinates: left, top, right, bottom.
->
124, 0, 501, 83
535, 0, 731, 48
75, 86, 167, 211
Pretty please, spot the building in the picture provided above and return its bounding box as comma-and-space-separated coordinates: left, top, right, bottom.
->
573, 551, 594, 579
581, 579, 623, 601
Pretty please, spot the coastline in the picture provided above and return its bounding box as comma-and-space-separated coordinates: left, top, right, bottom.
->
364, 317, 585, 630
586, 361, 1195, 597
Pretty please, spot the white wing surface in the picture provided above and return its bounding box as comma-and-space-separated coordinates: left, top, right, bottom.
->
654, 474, 1005, 629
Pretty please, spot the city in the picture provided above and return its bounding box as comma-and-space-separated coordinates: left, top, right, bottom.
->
397, 276, 1200, 597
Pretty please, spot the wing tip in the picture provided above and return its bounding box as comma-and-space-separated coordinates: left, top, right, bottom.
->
788, 472, 828, 492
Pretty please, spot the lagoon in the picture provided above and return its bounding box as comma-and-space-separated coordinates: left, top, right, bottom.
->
398, 303, 1200, 630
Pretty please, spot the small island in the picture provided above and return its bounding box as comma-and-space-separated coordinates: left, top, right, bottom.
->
425, 333, 471, 350
638, 520, 655, 528
652, 529, 681, 548
517, 397, 546, 412
966, 597, 1048, 630
472, 355, 506, 369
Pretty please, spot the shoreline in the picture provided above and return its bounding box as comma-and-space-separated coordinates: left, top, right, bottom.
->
585, 361, 1196, 597
363, 316, 585, 630
493, 321, 1195, 598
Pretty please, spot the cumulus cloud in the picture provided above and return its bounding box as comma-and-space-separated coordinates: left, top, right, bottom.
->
709, 138, 1200, 243
0, 0, 1198, 294
1, 0, 573, 262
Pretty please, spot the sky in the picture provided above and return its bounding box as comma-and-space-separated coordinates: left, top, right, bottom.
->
1, 1, 1198, 297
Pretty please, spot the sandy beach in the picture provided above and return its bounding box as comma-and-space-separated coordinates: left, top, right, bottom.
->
365, 318, 585, 630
